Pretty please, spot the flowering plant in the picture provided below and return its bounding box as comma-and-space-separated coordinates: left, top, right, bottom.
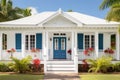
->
7, 48, 16, 58
83, 48, 94, 56
104, 48, 114, 55
82, 59, 88, 71
31, 48, 40, 53
32, 59, 41, 71
67, 49, 71, 55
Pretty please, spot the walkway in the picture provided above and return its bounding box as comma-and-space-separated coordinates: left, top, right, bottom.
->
44, 73, 80, 80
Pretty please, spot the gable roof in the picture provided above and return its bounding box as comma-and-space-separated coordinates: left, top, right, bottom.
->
0, 9, 119, 27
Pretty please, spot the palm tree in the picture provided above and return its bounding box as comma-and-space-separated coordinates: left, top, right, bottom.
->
99, 0, 120, 21
0, 0, 31, 22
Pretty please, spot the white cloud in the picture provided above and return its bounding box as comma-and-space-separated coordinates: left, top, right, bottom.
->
29, 7, 38, 15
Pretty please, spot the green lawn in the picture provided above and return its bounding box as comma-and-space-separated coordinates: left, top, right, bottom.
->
80, 74, 120, 80
0, 74, 44, 80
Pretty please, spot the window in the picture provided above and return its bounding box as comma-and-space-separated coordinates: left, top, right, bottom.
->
84, 35, 95, 49
25, 35, 35, 50
2, 33, 7, 50
111, 34, 116, 49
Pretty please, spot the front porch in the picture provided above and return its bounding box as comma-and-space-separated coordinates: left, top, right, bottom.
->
0, 27, 119, 73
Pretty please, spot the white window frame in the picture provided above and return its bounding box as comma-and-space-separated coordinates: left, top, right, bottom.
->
2, 33, 7, 50
25, 34, 36, 51
84, 34, 95, 49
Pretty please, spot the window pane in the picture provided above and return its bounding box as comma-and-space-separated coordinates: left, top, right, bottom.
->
30, 35, 35, 50
61, 38, 65, 50
25, 35, 29, 50
91, 35, 95, 48
54, 39, 59, 50
85, 35, 89, 49
2, 34, 7, 50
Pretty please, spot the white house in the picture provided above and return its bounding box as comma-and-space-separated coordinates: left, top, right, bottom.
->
0, 9, 119, 73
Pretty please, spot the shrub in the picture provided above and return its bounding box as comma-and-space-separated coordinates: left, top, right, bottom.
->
11, 56, 32, 73
87, 56, 113, 73
0, 63, 9, 72
114, 62, 120, 72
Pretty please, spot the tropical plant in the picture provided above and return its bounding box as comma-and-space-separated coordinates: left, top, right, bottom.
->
99, 0, 120, 21
0, 0, 31, 22
87, 56, 113, 73
0, 63, 9, 72
114, 62, 120, 72
11, 56, 32, 73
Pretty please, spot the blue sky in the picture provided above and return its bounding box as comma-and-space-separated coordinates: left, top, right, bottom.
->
13, 0, 108, 19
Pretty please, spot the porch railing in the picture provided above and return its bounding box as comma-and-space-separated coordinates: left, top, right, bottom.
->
78, 49, 117, 60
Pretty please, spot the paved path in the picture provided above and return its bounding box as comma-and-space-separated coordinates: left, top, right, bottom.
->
44, 73, 80, 80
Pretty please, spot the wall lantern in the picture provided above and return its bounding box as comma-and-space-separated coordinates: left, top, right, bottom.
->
50, 38, 52, 41
68, 37, 70, 41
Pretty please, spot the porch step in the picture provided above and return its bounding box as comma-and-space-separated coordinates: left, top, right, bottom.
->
46, 61, 75, 73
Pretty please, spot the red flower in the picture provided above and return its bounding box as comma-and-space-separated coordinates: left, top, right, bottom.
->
67, 49, 71, 55
88, 48, 94, 51
82, 59, 88, 70
7, 48, 16, 53
104, 48, 114, 54
7, 50, 11, 53
33, 59, 41, 70
83, 48, 94, 56
84, 50, 89, 55
31, 48, 40, 53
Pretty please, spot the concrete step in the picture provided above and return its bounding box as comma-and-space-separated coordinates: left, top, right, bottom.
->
46, 61, 75, 73
47, 67, 75, 71
47, 64, 74, 68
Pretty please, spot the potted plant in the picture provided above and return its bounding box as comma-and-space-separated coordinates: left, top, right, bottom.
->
83, 47, 94, 56
67, 49, 71, 55
7, 48, 16, 58
104, 48, 114, 56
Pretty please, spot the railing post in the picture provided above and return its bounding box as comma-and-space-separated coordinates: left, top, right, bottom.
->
43, 47, 47, 73
74, 47, 78, 73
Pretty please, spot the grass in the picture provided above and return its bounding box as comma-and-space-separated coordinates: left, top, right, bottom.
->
0, 74, 44, 80
80, 73, 120, 80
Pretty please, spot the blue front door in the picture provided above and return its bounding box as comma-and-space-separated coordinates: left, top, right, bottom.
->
53, 37, 66, 59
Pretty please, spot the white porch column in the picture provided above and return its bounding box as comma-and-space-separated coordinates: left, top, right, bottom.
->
116, 32, 120, 60
74, 32, 78, 73
0, 33, 2, 60
71, 32, 75, 60
43, 32, 47, 73
22, 33, 25, 58
46, 32, 49, 60
95, 32, 99, 59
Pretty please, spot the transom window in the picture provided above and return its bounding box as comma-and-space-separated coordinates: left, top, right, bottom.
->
25, 35, 35, 50
2, 33, 7, 50
84, 35, 95, 49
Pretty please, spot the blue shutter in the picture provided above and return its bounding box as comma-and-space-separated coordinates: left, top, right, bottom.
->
36, 33, 42, 49
99, 34, 103, 50
77, 33, 83, 49
15, 33, 21, 51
